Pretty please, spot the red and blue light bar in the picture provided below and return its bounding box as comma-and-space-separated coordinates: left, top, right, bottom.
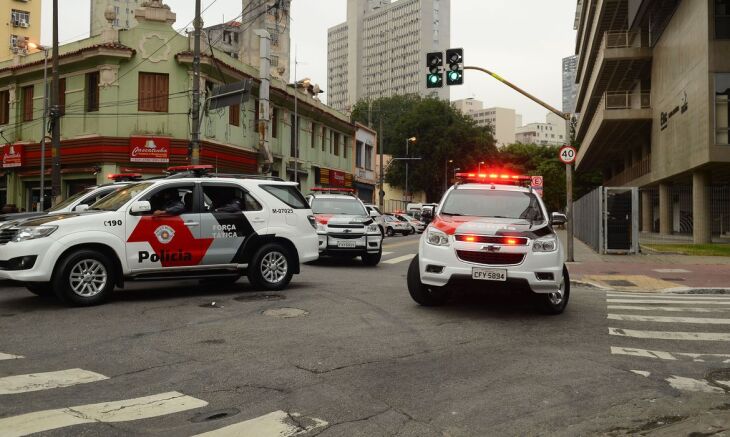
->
108, 173, 143, 182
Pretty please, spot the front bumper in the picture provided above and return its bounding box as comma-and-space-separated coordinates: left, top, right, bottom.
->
418, 239, 564, 294
318, 233, 382, 255
0, 238, 63, 282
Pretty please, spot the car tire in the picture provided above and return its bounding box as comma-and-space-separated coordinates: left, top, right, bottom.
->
53, 249, 116, 306
361, 250, 382, 266
248, 243, 294, 291
407, 256, 449, 306
534, 265, 571, 315
386, 227, 395, 237
410, 226, 416, 235
26, 283, 54, 297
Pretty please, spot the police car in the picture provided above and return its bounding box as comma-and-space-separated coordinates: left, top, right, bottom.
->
407, 172, 569, 314
0, 174, 143, 224
307, 188, 383, 266
0, 166, 319, 306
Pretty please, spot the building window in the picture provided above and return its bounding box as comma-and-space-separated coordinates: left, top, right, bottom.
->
356, 141, 363, 167
138, 72, 169, 112
86, 72, 100, 112
717, 0, 730, 39
365, 144, 373, 170
333, 132, 340, 156
716, 73, 730, 145
59, 78, 66, 116
290, 113, 297, 157
22, 85, 33, 122
0, 91, 9, 125
229, 104, 240, 126
272, 108, 278, 138
343, 136, 348, 159
311, 123, 317, 148
321, 127, 326, 152
11, 10, 30, 27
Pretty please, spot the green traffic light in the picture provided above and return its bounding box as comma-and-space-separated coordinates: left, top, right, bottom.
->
429, 75, 439, 84
448, 71, 461, 81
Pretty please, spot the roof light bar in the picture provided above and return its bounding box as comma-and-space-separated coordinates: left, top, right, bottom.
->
107, 173, 143, 182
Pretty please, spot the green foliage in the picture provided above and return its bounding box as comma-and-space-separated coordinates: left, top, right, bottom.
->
351, 95, 497, 202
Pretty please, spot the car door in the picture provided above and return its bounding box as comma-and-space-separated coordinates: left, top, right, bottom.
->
199, 182, 268, 265
125, 183, 203, 272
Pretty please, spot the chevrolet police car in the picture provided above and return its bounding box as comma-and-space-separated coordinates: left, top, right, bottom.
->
0, 166, 319, 306
0, 174, 143, 224
307, 188, 383, 266
407, 172, 569, 314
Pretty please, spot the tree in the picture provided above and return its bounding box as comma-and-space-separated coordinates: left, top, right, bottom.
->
351, 95, 497, 201
499, 143, 566, 212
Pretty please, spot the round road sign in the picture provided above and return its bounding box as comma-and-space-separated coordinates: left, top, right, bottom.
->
559, 146, 577, 164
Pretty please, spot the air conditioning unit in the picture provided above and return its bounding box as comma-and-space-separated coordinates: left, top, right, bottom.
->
19, 19, 29, 28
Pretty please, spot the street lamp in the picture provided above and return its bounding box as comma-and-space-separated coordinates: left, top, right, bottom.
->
444, 159, 454, 194
27, 42, 50, 212
405, 137, 416, 202
478, 161, 485, 174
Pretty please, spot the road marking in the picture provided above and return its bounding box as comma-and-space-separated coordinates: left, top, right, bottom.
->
609, 328, 730, 341
382, 239, 419, 250
382, 254, 416, 265
611, 346, 730, 363
666, 375, 726, 394
0, 391, 207, 437
0, 369, 109, 395
608, 305, 730, 313
607, 299, 730, 305
608, 314, 730, 324
0, 353, 24, 361
193, 410, 328, 437
630, 370, 651, 377
607, 293, 730, 300
381, 252, 394, 256
653, 269, 691, 273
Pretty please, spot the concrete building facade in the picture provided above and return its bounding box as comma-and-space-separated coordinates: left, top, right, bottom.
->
573, 0, 730, 244
562, 55, 578, 113
238, 0, 291, 82
516, 113, 567, 146
1, 0, 42, 61
453, 98, 517, 147
327, 0, 450, 112
90, 0, 139, 36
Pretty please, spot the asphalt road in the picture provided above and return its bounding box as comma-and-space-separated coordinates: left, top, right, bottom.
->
1, 233, 729, 436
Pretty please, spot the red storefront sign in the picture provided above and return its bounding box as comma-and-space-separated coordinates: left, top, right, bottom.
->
319, 168, 353, 187
2, 144, 23, 168
129, 137, 170, 163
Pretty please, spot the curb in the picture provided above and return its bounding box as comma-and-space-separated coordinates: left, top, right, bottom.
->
571, 280, 730, 295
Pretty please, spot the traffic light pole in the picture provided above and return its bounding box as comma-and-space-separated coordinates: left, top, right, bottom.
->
464, 66, 575, 262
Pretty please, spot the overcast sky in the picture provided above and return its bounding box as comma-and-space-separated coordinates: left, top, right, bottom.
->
41, 1, 577, 124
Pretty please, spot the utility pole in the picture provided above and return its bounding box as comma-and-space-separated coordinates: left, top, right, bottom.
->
378, 115, 385, 210
40, 47, 49, 212
50, 0, 61, 205
190, 0, 202, 164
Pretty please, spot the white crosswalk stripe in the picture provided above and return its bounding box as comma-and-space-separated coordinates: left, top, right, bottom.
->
607, 298, 730, 305
609, 327, 730, 341
608, 305, 730, 313
0, 391, 208, 437
607, 293, 730, 300
0, 352, 24, 361
381, 252, 394, 256
608, 314, 730, 324
610, 347, 730, 363
193, 410, 328, 437
382, 254, 416, 265
0, 369, 108, 395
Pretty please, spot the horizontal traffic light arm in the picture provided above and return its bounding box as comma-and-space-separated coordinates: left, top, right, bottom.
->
464, 66, 570, 120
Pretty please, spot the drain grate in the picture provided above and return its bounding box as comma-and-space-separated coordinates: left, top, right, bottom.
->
235, 293, 285, 302
190, 408, 241, 423
605, 280, 637, 287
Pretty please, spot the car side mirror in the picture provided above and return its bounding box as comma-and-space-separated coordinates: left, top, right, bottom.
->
369, 210, 379, 218
74, 204, 89, 212
130, 201, 152, 215
551, 212, 567, 226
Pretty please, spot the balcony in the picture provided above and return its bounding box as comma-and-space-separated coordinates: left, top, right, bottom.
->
576, 91, 653, 171
575, 30, 653, 141
604, 156, 651, 186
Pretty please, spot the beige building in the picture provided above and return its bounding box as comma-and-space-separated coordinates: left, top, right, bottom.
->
238, 0, 291, 82
573, 0, 730, 244
452, 98, 516, 147
327, 0, 451, 112
1, 0, 42, 60
516, 112, 567, 146
90, 0, 138, 36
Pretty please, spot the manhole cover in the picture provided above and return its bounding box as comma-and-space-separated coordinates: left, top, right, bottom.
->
605, 280, 637, 287
263, 307, 308, 318
234, 293, 286, 302
190, 408, 241, 423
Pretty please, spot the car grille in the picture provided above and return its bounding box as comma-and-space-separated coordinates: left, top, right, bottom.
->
329, 233, 364, 239
0, 228, 19, 245
456, 250, 525, 266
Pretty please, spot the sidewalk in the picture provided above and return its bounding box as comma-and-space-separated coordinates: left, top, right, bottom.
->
557, 231, 730, 292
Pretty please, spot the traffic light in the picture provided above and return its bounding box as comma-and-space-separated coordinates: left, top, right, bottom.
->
426, 52, 443, 88
445, 48, 464, 86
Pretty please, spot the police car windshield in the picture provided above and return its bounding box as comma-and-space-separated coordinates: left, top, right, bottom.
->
311, 198, 367, 216
47, 187, 95, 212
441, 190, 544, 222
90, 182, 154, 211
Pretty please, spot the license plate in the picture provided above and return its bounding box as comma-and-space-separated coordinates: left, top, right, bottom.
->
472, 268, 507, 281
337, 241, 357, 248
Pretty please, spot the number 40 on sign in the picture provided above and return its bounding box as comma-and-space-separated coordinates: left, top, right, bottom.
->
559, 145, 577, 164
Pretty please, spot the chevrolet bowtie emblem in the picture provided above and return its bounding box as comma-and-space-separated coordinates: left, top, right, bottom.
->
343, 229, 352, 233
482, 244, 501, 252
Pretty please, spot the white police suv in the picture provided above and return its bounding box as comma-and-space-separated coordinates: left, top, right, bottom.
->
0, 166, 319, 306
407, 172, 569, 314
307, 188, 383, 266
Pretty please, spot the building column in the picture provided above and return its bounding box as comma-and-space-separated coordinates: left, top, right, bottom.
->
659, 183, 672, 236
641, 190, 653, 233
692, 171, 712, 244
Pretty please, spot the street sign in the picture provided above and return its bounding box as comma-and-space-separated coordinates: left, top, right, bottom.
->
559, 146, 577, 164
530, 175, 543, 197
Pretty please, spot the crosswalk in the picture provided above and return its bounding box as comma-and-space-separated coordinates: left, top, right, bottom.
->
0, 351, 327, 436
607, 291, 730, 394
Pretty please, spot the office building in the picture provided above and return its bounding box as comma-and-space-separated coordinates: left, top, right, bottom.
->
327, 0, 451, 112
453, 98, 516, 147
573, 0, 730, 244
90, 0, 138, 36
1, 0, 42, 61
516, 113, 567, 146
562, 55, 578, 113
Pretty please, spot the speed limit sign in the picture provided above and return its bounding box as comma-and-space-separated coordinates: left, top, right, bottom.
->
559, 146, 577, 164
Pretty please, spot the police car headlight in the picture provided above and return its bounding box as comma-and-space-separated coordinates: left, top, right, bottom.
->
367, 224, 379, 234
533, 236, 558, 253
12, 225, 58, 243
426, 229, 450, 247
316, 223, 327, 233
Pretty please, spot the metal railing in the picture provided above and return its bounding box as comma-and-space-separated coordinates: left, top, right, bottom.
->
604, 31, 642, 49
604, 91, 652, 110
604, 157, 651, 186
574, 187, 603, 253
